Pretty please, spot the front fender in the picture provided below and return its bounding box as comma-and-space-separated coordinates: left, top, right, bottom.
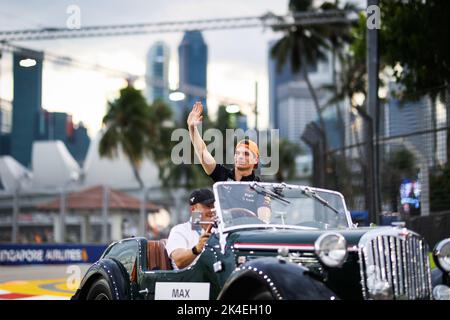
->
71, 258, 131, 300
431, 268, 450, 287
218, 257, 338, 300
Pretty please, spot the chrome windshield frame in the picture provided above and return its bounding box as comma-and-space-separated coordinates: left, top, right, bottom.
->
212, 181, 354, 234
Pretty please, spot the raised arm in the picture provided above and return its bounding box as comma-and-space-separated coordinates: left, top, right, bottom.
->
187, 102, 216, 175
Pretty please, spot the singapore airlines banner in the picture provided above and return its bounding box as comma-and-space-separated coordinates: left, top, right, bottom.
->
0, 244, 107, 265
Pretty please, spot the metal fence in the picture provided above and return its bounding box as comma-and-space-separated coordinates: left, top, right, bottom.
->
305, 87, 450, 245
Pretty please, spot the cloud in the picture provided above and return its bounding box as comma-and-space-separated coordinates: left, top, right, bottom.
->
0, 0, 288, 136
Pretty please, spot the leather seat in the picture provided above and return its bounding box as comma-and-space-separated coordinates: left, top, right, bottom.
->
147, 239, 172, 271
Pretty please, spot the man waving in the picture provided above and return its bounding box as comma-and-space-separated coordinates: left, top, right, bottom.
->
187, 101, 260, 182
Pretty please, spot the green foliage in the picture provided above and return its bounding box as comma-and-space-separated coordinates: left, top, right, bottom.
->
215, 105, 236, 134
349, 12, 368, 65
147, 98, 174, 166
380, 0, 450, 100
270, 0, 335, 133
158, 109, 214, 189
211, 105, 240, 164
100, 85, 156, 188
430, 167, 450, 212
271, 0, 359, 143
99, 86, 178, 189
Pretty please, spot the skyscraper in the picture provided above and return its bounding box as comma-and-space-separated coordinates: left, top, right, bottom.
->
38, 110, 90, 166
145, 41, 170, 104
69, 123, 90, 166
0, 99, 12, 135
268, 40, 301, 130
178, 31, 207, 122
277, 82, 322, 151
385, 81, 435, 165
0, 99, 12, 156
268, 40, 337, 148
269, 37, 351, 151
11, 49, 43, 167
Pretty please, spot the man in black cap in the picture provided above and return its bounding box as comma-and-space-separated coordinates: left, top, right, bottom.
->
165, 189, 215, 270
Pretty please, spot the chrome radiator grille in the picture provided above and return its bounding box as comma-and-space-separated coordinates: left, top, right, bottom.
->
358, 231, 433, 300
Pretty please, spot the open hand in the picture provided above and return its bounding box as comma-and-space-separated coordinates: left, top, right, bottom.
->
187, 101, 203, 128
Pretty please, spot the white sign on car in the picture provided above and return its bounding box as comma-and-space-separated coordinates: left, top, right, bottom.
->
154, 282, 210, 300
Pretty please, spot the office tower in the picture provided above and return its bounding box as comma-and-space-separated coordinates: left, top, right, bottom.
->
69, 123, 90, 166
268, 39, 348, 151
11, 49, 43, 167
146, 41, 170, 104
268, 40, 302, 130
178, 31, 207, 122
277, 82, 321, 151
385, 81, 435, 165
39, 110, 90, 166
0, 99, 12, 155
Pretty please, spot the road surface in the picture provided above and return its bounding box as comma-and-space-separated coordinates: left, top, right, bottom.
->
0, 264, 90, 300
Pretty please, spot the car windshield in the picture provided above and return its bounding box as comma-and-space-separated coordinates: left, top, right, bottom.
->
214, 182, 350, 230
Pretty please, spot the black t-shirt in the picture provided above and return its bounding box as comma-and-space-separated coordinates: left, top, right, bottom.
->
209, 164, 260, 182
216, 183, 271, 223
210, 164, 266, 217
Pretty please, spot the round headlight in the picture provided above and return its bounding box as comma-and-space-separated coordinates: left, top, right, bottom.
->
433, 285, 450, 300
434, 238, 450, 272
314, 232, 348, 267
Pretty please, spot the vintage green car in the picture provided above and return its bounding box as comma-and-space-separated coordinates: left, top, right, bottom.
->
72, 182, 450, 300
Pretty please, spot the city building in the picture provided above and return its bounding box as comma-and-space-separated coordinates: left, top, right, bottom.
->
384, 81, 440, 166
11, 49, 43, 167
177, 31, 208, 122
268, 40, 302, 131
0, 99, 12, 156
82, 132, 160, 190
69, 123, 90, 166
0, 132, 164, 244
39, 110, 90, 166
268, 40, 347, 151
277, 82, 321, 152
0, 99, 12, 135
7, 49, 90, 168
145, 41, 170, 104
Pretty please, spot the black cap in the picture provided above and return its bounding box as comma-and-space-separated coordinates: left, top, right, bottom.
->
189, 189, 215, 206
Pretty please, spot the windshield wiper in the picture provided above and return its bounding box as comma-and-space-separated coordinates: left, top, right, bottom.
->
302, 187, 340, 214
250, 182, 291, 204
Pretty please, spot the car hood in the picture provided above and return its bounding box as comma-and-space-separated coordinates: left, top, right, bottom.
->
226, 227, 378, 249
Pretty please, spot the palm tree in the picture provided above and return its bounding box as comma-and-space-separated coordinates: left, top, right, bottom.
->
146, 98, 174, 168
319, 1, 360, 85
99, 84, 156, 189
322, 54, 366, 112
318, 1, 360, 144
270, 0, 330, 133
321, 12, 369, 152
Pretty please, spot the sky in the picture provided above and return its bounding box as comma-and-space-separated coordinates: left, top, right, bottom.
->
0, 0, 289, 137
